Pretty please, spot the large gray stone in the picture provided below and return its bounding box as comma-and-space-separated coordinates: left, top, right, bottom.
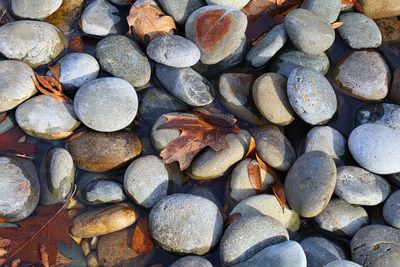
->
383, 190, 400, 229
301, 0, 341, 23
11, 0, 62, 20
303, 126, 346, 160
159, 0, 205, 24
301, 237, 346, 267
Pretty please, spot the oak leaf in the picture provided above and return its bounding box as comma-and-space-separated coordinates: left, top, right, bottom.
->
127, 3, 176, 45
0, 127, 37, 159
131, 216, 153, 255
0, 203, 73, 266
157, 108, 240, 170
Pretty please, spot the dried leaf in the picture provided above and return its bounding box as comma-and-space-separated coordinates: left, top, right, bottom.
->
68, 34, 86, 53
0, 112, 7, 124
244, 135, 256, 158
0, 127, 37, 159
45, 0, 84, 35
66, 129, 87, 142
271, 183, 287, 211
0, 217, 6, 223
224, 213, 241, 227
32, 71, 70, 103
40, 244, 49, 267
248, 162, 262, 193
127, 3, 176, 45
55, 250, 73, 266
331, 21, 344, 29
48, 64, 61, 82
158, 107, 240, 170
255, 153, 280, 179
1, 203, 73, 265
131, 217, 153, 255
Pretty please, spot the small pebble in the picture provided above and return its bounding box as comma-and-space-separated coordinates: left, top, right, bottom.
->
159, 0, 205, 24
301, 0, 341, 23
81, 180, 126, 205
383, 190, 400, 228
301, 237, 347, 267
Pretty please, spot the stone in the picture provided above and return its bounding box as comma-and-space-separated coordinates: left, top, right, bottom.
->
230, 194, 300, 232
0, 20, 66, 67
149, 194, 223, 255
155, 64, 214, 106
96, 35, 151, 88
219, 73, 265, 126
171, 256, 213, 267
355, 103, 400, 132
324, 260, 362, 267
301, 237, 346, 267
44, 0, 85, 35
348, 124, 400, 174
333, 50, 391, 101
0, 60, 36, 112
335, 166, 391, 205
232, 241, 307, 267
245, 24, 287, 68
185, 5, 247, 64
390, 69, 400, 105
187, 130, 251, 180
253, 126, 296, 172
285, 151, 336, 218
147, 35, 201, 67
376, 18, 400, 43
230, 159, 274, 203
269, 49, 330, 78
80, 0, 126, 37
285, 9, 335, 55
338, 12, 382, 49
47, 53, 99, 92
206, 0, 250, 9
209, 36, 247, 74
287, 67, 337, 125
252, 72, 295, 126
383, 190, 400, 229
15, 95, 80, 140
39, 148, 75, 205
315, 198, 369, 236
0, 157, 39, 222
351, 225, 400, 267
220, 215, 289, 266
81, 180, 126, 205
66, 130, 142, 172
124, 155, 169, 208
358, 0, 400, 19
10, 0, 62, 20
301, 0, 341, 23
159, 0, 205, 24
303, 126, 346, 160
74, 77, 138, 132
70, 203, 138, 238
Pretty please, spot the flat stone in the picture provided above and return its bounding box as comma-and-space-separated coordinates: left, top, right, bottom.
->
245, 24, 287, 68
124, 155, 169, 208
230, 194, 300, 232
0, 157, 39, 222
301, 0, 341, 23
254, 125, 296, 172
147, 35, 200, 67
155, 64, 214, 106
358, 0, 400, 19
285, 151, 336, 218
74, 77, 138, 132
39, 147, 75, 205
0, 20, 66, 67
80, 0, 126, 37
66, 130, 142, 172
348, 124, 400, 174
81, 180, 126, 205
315, 198, 369, 236
232, 241, 306, 267
303, 126, 346, 160
383, 190, 400, 229
16, 95, 80, 140
220, 215, 289, 266
355, 103, 400, 132
11, 0, 62, 20
338, 12, 382, 49
335, 166, 391, 205
171, 256, 212, 267
149, 194, 223, 255
324, 260, 362, 267
0, 60, 36, 112
333, 50, 391, 101
206, 0, 250, 9
351, 225, 400, 266
187, 130, 251, 180
301, 237, 347, 267
252, 72, 295, 126
285, 8, 335, 55
288, 67, 337, 125
71, 203, 138, 238
47, 53, 99, 92
159, 0, 205, 24
96, 35, 151, 88
185, 5, 247, 64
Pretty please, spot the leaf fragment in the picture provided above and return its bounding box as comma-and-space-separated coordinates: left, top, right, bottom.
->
271, 183, 287, 211
0, 127, 37, 159
32, 70, 70, 103
331, 21, 344, 29
247, 162, 262, 193
131, 217, 153, 255
244, 135, 256, 158
224, 213, 241, 227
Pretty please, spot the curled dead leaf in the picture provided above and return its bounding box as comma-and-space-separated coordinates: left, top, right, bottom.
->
247, 162, 262, 193
244, 135, 256, 158
331, 21, 344, 29
40, 244, 49, 267
131, 216, 153, 255
224, 213, 241, 227
271, 183, 287, 211
32, 68, 70, 104
0, 127, 37, 159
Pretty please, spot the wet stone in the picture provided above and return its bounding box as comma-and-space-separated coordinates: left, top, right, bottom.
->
74, 77, 138, 132
338, 12, 382, 49
16, 95, 80, 140
159, 0, 205, 24
301, 0, 341, 23
383, 190, 400, 229
0, 157, 39, 222
0, 60, 36, 112
81, 180, 126, 205
303, 126, 346, 160
10, 0, 62, 20
96, 35, 151, 88
301, 237, 347, 267
170, 256, 213, 267
39, 147, 75, 205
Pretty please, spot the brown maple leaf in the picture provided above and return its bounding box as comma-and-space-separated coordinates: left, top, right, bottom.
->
0, 127, 37, 159
131, 216, 153, 255
127, 3, 176, 45
1, 203, 73, 266
32, 65, 70, 103
157, 108, 240, 170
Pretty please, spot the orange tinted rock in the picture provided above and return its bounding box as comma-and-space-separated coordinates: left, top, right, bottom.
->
358, 0, 400, 19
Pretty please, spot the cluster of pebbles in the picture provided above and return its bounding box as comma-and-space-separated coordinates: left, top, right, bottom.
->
1, 0, 400, 266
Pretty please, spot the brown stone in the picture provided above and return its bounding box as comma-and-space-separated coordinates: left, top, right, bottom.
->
45, 0, 84, 35
376, 18, 400, 43
66, 130, 142, 172
358, 0, 400, 19
390, 69, 400, 105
